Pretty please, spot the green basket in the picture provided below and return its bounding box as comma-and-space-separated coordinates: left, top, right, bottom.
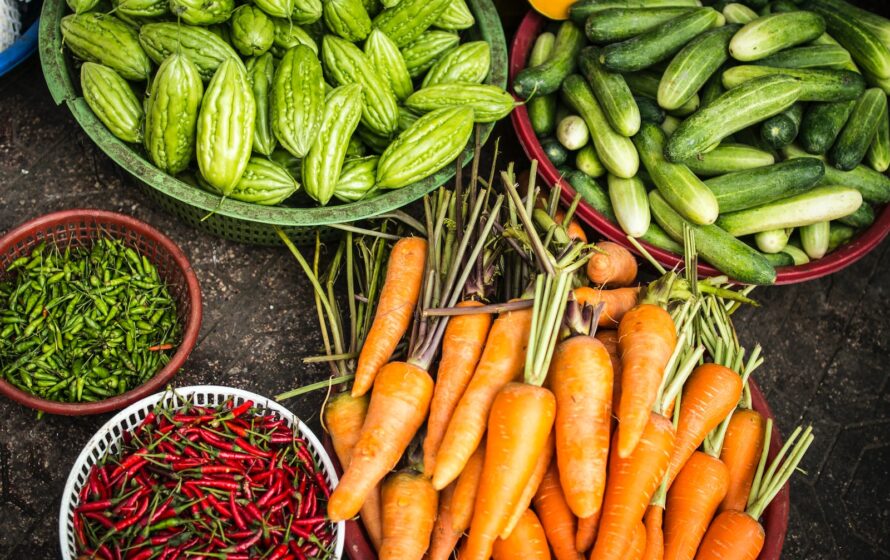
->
38, 0, 507, 245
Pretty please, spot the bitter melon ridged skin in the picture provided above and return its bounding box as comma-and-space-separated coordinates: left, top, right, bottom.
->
270, 18, 318, 56
144, 54, 204, 175
400, 30, 460, 78
405, 83, 515, 123
246, 53, 277, 155
228, 157, 298, 204
322, 35, 400, 136
323, 0, 372, 42
253, 0, 293, 19
67, 0, 100, 15
169, 0, 234, 25
303, 83, 364, 205
364, 28, 413, 101
292, 0, 323, 24
271, 45, 325, 158
61, 13, 152, 81
376, 105, 474, 189
112, 0, 167, 18
422, 40, 490, 87
334, 155, 379, 201
139, 23, 240, 82
80, 62, 144, 144
435, 0, 474, 31
231, 5, 275, 56
372, 0, 452, 47
196, 58, 256, 195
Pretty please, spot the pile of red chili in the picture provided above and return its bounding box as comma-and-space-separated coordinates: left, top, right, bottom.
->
72, 397, 335, 560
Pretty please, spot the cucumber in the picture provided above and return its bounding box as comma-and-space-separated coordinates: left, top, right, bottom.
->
755, 228, 791, 253
576, 145, 606, 178
584, 7, 695, 43
527, 32, 558, 137
866, 94, 890, 172
729, 11, 825, 62
662, 114, 682, 136
800, 221, 830, 259
562, 74, 640, 178
811, 30, 860, 72
781, 243, 810, 265
699, 67, 726, 107
640, 222, 685, 253
723, 3, 757, 24
635, 95, 666, 124
760, 250, 794, 267
798, 100, 855, 154
514, 21, 585, 99
753, 45, 853, 69
650, 190, 777, 284
783, 143, 890, 202
608, 174, 650, 237
665, 74, 801, 162
808, 2, 890, 80
837, 201, 874, 228
864, 69, 890, 95
634, 122, 719, 225
811, 0, 890, 47
600, 8, 722, 73
624, 71, 700, 116
569, 0, 704, 25
716, 185, 864, 235
578, 47, 640, 137
759, 102, 804, 149
704, 157, 824, 212
565, 170, 615, 220
828, 222, 856, 251
831, 87, 886, 170
721, 65, 865, 102
540, 137, 569, 166
684, 143, 775, 175
658, 24, 739, 111
556, 115, 589, 150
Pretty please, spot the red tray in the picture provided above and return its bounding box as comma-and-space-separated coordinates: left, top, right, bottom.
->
510, 10, 890, 285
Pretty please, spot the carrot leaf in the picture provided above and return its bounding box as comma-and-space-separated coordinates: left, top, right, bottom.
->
746, 422, 814, 520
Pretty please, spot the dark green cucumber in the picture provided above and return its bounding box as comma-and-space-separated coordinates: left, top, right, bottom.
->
783, 143, 890, 202
704, 157, 824, 212
624, 71, 700, 116
649, 190, 777, 284
700, 67, 727, 107
831, 87, 887, 170
867, 96, 890, 172
565, 170, 615, 220
658, 24, 740, 111
600, 8, 722, 73
729, 11, 826, 62
684, 142, 775, 176
578, 46, 640, 136
828, 222, 856, 251
635, 95, 666, 124
514, 21, 584, 99
760, 251, 794, 267
811, 0, 890, 47
722, 65, 865, 102
837, 200, 874, 227
808, 2, 890, 81
568, 0, 703, 25
540, 137, 569, 166
527, 32, 558, 136
584, 7, 695, 43
798, 100, 855, 154
666, 74, 801, 162
753, 45, 853, 69
640, 222, 685, 253
760, 102, 804, 149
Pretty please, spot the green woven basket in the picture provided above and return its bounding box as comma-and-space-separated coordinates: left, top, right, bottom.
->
38, 0, 507, 245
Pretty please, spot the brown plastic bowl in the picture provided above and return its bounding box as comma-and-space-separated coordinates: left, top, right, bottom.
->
0, 209, 202, 415
510, 10, 890, 285
325, 378, 788, 560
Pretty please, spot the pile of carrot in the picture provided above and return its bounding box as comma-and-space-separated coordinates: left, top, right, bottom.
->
280, 158, 814, 560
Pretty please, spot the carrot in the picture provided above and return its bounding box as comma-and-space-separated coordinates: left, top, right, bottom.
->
590, 412, 675, 560
427, 483, 457, 560
587, 241, 637, 288
352, 237, 427, 397
379, 470, 438, 560
575, 510, 600, 554
501, 432, 554, 538
432, 306, 533, 490
323, 393, 382, 549
663, 452, 729, 560
693, 509, 763, 560
550, 335, 613, 518
423, 301, 493, 477
492, 509, 552, 560
628, 520, 648, 560
554, 209, 588, 243
594, 329, 623, 419
532, 459, 583, 560
427, 442, 486, 560
666, 364, 743, 486
719, 409, 766, 513
327, 361, 434, 522
616, 304, 677, 458
463, 382, 556, 560
642, 505, 664, 560
574, 286, 639, 328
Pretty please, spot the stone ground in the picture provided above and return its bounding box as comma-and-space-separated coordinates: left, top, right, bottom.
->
1, 52, 889, 559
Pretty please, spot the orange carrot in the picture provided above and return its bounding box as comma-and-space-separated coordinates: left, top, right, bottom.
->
628, 520, 648, 560
532, 459, 583, 560
501, 432, 554, 538
574, 287, 640, 328
719, 409, 766, 513
428, 442, 486, 560
352, 237, 427, 397
594, 329, 623, 419
555, 209, 588, 243
432, 306, 533, 490
587, 241, 638, 288
694, 509, 763, 560
323, 393, 382, 549
550, 335, 613, 518
663, 452, 729, 560
492, 509, 552, 560
378, 470, 438, 560
427, 484, 457, 560
616, 305, 677, 458
590, 412, 676, 560
463, 383, 556, 560
576, 510, 601, 554
666, 364, 742, 486
328, 362, 434, 522
642, 505, 664, 560
423, 301, 493, 477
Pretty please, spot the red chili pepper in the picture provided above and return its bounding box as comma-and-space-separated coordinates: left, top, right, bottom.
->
96, 543, 113, 560
225, 421, 248, 438
255, 476, 282, 509
215, 451, 257, 462
113, 496, 149, 532
290, 524, 313, 540
149, 529, 182, 546
84, 512, 115, 529
268, 543, 289, 560
291, 516, 327, 526
204, 492, 232, 518
245, 502, 264, 523
128, 547, 155, 560
229, 400, 254, 418
75, 499, 113, 513
110, 448, 149, 479
185, 478, 241, 491
289, 540, 308, 560
224, 528, 262, 553
313, 472, 331, 499
73, 513, 87, 547
234, 437, 273, 458
229, 492, 247, 531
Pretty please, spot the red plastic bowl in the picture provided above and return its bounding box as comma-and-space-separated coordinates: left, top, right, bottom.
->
0, 209, 202, 415
330, 379, 788, 560
510, 10, 890, 285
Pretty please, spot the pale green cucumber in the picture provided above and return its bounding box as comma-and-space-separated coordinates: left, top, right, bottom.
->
584, 7, 695, 43
808, 2, 890, 80
722, 3, 757, 24
866, 92, 890, 172
684, 143, 775, 176
754, 45, 853, 69
658, 24, 739, 111
781, 243, 810, 265
624, 71, 700, 116
800, 221, 830, 259
578, 46, 640, 137
557, 115, 589, 150
576, 145, 606, 178
608, 174, 650, 237
729, 11, 825, 61
755, 228, 791, 253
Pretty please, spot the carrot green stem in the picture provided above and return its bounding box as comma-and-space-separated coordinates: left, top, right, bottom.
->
275, 374, 356, 400
524, 271, 572, 387
302, 352, 359, 363
746, 421, 814, 520
423, 299, 533, 316
627, 235, 667, 275
376, 210, 427, 235
328, 222, 401, 240
501, 169, 555, 276
562, 194, 582, 230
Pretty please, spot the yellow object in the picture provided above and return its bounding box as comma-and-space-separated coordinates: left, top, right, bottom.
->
528, 0, 573, 20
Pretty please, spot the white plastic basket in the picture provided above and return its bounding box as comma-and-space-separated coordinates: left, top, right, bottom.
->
58, 385, 344, 559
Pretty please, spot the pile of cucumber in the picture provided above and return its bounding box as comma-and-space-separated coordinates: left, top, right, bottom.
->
515, 0, 890, 284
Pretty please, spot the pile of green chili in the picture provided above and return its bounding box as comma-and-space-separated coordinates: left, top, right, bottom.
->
0, 238, 180, 403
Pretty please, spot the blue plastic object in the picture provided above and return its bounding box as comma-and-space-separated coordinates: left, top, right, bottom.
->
0, 15, 39, 77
